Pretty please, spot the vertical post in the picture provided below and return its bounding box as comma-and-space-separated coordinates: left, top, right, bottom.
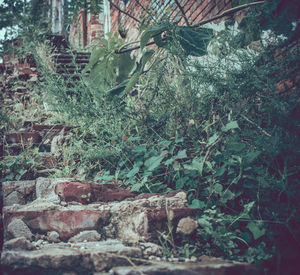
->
23, 0, 26, 14
82, 0, 88, 47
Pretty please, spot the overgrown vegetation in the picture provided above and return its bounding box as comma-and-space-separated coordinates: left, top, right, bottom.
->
1, 0, 299, 274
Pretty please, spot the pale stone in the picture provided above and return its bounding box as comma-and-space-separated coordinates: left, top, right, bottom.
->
176, 217, 198, 235
2, 180, 36, 205
3, 237, 36, 250
1, 241, 142, 272
36, 177, 52, 199
140, 242, 163, 257
69, 230, 101, 243
4, 191, 20, 206
7, 218, 33, 239
48, 231, 60, 243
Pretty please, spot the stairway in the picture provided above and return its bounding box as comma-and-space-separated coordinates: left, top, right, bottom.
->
1, 178, 258, 274
0, 39, 260, 275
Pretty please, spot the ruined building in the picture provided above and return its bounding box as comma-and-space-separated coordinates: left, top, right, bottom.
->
49, 0, 233, 48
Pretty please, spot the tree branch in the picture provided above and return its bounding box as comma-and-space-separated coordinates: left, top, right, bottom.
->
193, 1, 265, 28
107, 0, 141, 24
174, 0, 190, 26
136, 0, 158, 23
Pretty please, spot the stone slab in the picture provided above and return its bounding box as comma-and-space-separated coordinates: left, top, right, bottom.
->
1, 240, 142, 274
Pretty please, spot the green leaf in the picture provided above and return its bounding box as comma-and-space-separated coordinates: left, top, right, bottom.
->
207, 133, 219, 146
140, 23, 169, 49
243, 201, 255, 214
106, 84, 127, 98
215, 166, 226, 177
123, 72, 141, 95
247, 222, 266, 240
175, 149, 187, 159
140, 49, 155, 69
82, 47, 106, 74
226, 141, 246, 152
132, 145, 147, 153
131, 182, 144, 192
173, 161, 181, 171
212, 183, 223, 194
164, 157, 175, 165
114, 52, 136, 83
190, 199, 206, 209
144, 155, 164, 171
220, 190, 235, 203
128, 136, 141, 141
221, 121, 239, 132
126, 167, 139, 178
19, 169, 27, 176
183, 157, 202, 171
198, 217, 211, 228
176, 27, 213, 56
175, 137, 184, 143
5, 160, 17, 168
244, 151, 261, 164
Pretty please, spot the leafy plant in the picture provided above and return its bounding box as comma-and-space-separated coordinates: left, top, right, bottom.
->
1, 146, 42, 181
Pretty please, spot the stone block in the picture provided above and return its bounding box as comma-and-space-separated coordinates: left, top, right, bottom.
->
2, 180, 36, 206
7, 218, 33, 239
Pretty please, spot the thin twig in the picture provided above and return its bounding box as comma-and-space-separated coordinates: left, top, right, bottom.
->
136, 0, 158, 23
105, 253, 146, 275
200, 137, 222, 175
193, 1, 265, 28
107, 0, 141, 23
241, 114, 272, 137
115, 0, 265, 54
174, 0, 190, 26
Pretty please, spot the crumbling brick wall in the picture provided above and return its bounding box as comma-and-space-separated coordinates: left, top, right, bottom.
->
110, 0, 232, 42
69, 0, 232, 48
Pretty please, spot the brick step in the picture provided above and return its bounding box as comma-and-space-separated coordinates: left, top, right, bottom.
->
3, 143, 50, 156
54, 57, 90, 62
31, 124, 75, 132
56, 68, 84, 74
5, 132, 42, 144
2, 153, 58, 168
3, 125, 74, 157
56, 64, 87, 69
53, 53, 90, 59
59, 74, 89, 80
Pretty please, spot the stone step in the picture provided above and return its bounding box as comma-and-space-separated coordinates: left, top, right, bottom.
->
2, 178, 196, 244
1, 239, 143, 275
1, 239, 258, 275
111, 259, 259, 275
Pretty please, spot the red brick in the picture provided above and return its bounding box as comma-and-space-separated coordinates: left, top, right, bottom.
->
4, 210, 110, 240
55, 181, 136, 204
